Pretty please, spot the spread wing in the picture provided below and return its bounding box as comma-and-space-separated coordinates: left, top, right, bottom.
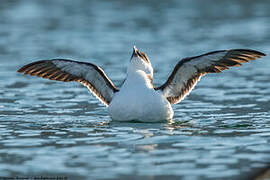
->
17, 59, 119, 106
155, 49, 266, 104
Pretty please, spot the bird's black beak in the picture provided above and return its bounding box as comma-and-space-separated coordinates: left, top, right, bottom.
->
131, 46, 139, 59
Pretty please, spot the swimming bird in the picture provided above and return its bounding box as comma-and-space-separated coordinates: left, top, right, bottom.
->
17, 46, 265, 122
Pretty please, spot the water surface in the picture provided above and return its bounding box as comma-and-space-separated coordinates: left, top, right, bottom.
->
0, 0, 270, 179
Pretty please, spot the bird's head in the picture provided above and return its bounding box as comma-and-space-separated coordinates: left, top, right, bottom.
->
128, 46, 153, 76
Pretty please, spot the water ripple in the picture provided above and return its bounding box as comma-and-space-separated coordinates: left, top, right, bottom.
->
0, 0, 270, 179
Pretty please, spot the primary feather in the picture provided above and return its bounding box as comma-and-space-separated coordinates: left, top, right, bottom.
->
155, 49, 266, 104
17, 59, 118, 106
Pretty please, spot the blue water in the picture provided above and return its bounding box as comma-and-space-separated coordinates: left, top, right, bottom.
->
0, 0, 270, 179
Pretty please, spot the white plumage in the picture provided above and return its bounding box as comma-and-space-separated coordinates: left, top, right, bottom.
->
17, 46, 265, 122
108, 69, 173, 122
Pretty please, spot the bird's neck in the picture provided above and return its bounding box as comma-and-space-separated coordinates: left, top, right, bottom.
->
124, 70, 153, 89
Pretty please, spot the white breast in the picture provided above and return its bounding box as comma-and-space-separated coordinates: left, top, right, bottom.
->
108, 70, 173, 122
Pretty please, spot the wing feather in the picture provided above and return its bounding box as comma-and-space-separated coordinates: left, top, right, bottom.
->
17, 59, 118, 106
155, 49, 266, 104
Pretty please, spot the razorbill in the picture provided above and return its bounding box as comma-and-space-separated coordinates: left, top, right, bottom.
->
17, 46, 265, 122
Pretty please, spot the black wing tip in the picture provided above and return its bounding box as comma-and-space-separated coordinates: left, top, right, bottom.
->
230, 49, 266, 57
17, 60, 53, 73
17, 59, 76, 74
